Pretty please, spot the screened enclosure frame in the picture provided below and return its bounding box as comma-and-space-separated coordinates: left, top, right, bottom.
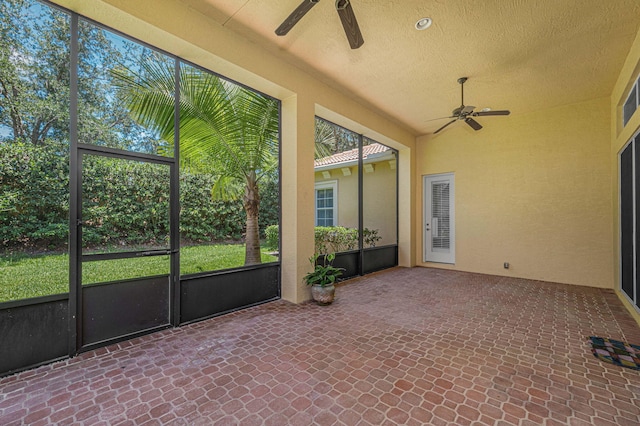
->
314, 116, 399, 277
0, 0, 282, 373
619, 130, 640, 314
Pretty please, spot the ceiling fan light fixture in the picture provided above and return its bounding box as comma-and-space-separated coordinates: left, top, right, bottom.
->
415, 17, 432, 30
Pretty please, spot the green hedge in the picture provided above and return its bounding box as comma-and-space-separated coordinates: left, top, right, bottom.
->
1, 142, 69, 250
264, 225, 381, 254
0, 142, 279, 251
179, 172, 244, 243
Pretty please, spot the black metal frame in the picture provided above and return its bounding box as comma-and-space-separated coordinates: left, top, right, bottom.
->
75, 148, 175, 351
0, 294, 69, 376
620, 132, 640, 312
68, 10, 79, 357
314, 117, 400, 278
180, 263, 280, 324
171, 59, 181, 326
80, 276, 171, 350
0, 0, 402, 377
0, 0, 283, 376
358, 133, 364, 275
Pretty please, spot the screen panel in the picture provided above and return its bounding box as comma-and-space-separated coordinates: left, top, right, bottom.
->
0, 0, 71, 302
621, 142, 634, 299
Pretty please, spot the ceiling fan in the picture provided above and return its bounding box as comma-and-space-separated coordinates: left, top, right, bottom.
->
275, 0, 364, 49
432, 77, 511, 134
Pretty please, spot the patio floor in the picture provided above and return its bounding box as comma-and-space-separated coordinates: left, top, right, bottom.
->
1, 267, 640, 425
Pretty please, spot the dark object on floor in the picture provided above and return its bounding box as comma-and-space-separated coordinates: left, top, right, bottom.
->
589, 336, 640, 370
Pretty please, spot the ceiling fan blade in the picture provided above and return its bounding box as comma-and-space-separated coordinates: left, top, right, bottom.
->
461, 105, 475, 114
472, 110, 511, 116
425, 115, 455, 122
434, 119, 457, 134
465, 117, 483, 131
275, 0, 320, 36
335, 0, 364, 49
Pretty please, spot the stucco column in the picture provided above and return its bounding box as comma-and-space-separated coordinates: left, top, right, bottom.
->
397, 147, 415, 268
281, 95, 316, 303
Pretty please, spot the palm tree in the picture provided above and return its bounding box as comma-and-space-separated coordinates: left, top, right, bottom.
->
314, 117, 336, 159
113, 58, 279, 265
314, 117, 361, 159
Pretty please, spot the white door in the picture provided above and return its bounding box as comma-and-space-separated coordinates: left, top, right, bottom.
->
424, 173, 455, 263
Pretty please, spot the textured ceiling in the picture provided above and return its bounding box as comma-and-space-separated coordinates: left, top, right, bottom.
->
179, 0, 640, 136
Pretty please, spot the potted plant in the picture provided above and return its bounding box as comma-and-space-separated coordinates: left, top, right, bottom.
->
304, 252, 344, 305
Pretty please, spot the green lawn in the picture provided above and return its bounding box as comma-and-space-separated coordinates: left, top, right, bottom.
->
0, 244, 277, 303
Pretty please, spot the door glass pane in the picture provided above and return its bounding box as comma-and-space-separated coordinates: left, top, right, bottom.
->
81, 155, 170, 255
362, 137, 397, 248
314, 117, 359, 254
431, 181, 450, 250
0, 0, 70, 302
178, 62, 280, 274
78, 19, 175, 156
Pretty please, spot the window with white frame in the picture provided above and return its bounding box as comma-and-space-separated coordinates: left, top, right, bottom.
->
315, 181, 337, 226
623, 75, 640, 127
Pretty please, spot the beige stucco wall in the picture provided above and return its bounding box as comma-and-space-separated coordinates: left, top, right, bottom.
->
417, 97, 613, 288
49, 0, 416, 303
363, 160, 398, 247
42, 0, 630, 312
314, 159, 398, 247
611, 25, 640, 323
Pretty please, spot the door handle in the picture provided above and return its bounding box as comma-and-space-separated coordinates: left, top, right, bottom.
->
137, 250, 171, 257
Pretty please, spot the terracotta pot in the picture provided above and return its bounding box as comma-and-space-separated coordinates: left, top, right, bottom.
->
311, 284, 335, 305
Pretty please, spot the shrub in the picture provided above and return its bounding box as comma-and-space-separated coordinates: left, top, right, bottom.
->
264, 224, 279, 251
0, 142, 69, 251
264, 225, 381, 254
314, 226, 357, 253
81, 155, 171, 248
0, 142, 281, 251
179, 172, 244, 242
363, 228, 382, 248
258, 177, 279, 239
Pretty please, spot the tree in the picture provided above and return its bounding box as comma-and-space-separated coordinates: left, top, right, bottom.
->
0, 0, 158, 149
76, 27, 166, 152
0, 0, 70, 144
314, 116, 360, 158
314, 117, 335, 159
113, 60, 279, 265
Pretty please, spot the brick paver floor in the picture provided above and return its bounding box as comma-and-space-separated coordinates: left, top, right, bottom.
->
1, 267, 640, 425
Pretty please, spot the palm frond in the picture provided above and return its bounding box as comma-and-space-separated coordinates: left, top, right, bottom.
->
314, 118, 337, 159
211, 174, 244, 201
112, 60, 282, 202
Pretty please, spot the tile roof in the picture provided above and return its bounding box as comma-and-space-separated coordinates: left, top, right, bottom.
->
314, 143, 390, 167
